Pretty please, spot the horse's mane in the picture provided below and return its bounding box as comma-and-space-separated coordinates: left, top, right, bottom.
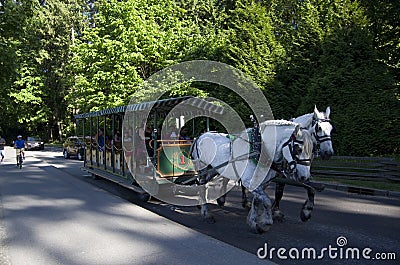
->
300, 129, 313, 158
293, 108, 330, 129
261, 120, 297, 127
292, 113, 313, 128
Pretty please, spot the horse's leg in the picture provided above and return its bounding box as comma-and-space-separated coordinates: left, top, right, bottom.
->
217, 178, 250, 209
241, 182, 252, 209
247, 185, 273, 233
247, 190, 263, 233
216, 177, 229, 207
271, 182, 286, 222
199, 172, 215, 223
300, 186, 315, 222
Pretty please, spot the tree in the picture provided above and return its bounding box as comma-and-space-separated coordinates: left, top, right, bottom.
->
221, 0, 286, 118
298, 0, 399, 155
267, 0, 331, 118
0, 0, 34, 137
360, 0, 400, 83
68, 0, 197, 114
0, 0, 85, 140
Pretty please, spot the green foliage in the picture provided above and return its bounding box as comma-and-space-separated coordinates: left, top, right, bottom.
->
360, 0, 400, 76
68, 0, 196, 113
0, 0, 85, 139
221, 0, 286, 118
0, 0, 398, 155
298, 1, 399, 155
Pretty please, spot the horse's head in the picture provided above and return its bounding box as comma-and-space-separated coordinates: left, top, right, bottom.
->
282, 126, 314, 182
313, 106, 334, 160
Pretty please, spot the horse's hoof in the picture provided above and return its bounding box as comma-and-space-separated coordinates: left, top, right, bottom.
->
242, 201, 252, 209
273, 211, 285, 222
217, 197, 225, 207
300, 211, 311, 222
202, 216, 216, 224
252, 224, 271, 234
249, 224, 262, 234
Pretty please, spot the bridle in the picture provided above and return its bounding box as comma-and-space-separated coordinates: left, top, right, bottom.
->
309, 117, 335, 158
281, 131, 313, 177
311, 117, 333, 144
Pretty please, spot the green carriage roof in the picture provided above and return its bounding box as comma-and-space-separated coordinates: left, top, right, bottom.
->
73, 96, 224, 119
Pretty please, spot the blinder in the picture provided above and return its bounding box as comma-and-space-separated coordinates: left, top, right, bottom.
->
312, 118, 333, 144
293, 143, 302, 156
291, 139, 312, 167
282, 134, 313, 175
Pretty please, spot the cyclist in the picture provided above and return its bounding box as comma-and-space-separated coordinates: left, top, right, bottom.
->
14, 135, 26, 166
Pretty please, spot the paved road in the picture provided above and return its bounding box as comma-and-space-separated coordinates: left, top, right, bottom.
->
0, 147, 274, 265
1, 148, 399, 265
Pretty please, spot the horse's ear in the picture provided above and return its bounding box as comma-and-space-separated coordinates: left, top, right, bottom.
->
313, 105, 319, 119
326, 106, 331, 119
314, 105, 319, 114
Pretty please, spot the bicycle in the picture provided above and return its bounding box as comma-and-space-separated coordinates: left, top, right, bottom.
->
16, 148, 24, 169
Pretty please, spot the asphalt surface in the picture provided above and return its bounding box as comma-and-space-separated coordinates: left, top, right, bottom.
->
1, 147, 399, 265
0, 147, 274, 265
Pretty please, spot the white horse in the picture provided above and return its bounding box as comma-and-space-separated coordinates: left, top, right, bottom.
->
293, 106, 334, 159
271, 106, 335, 222
190, 120, 314, 233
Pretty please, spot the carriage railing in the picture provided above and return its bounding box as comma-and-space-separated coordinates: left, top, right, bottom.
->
84, 136, 195, 179
84, 137, 126, 176
153, 139, 193, 146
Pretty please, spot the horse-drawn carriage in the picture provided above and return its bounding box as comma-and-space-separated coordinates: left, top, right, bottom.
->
74, 96, 225, 201
74, 95, 334, 232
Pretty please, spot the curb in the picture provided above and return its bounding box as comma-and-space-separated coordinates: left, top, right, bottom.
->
319, 182, 400, 199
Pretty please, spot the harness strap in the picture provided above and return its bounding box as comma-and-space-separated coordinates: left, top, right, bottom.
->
189, 136, 200, 160
313, 132, 332, 143
312, 117, 332, 144
312, 117, 331, 127
282, 132, 313, 168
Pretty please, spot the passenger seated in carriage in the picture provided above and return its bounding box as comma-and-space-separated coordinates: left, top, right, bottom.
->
163, 125, 178, 144
179, 127, 191, 143
123, 128, 133, 163
113, 130, 122, 150
144, 125, 153, 158
135, 122, 154, 167
94, 128, 105, 151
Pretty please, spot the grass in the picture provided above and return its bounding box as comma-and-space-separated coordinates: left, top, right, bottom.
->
313, 176, 400, 192
311, 155, 400, 192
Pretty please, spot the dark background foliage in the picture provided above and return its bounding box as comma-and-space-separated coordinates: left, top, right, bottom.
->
0, 0, 398, 156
